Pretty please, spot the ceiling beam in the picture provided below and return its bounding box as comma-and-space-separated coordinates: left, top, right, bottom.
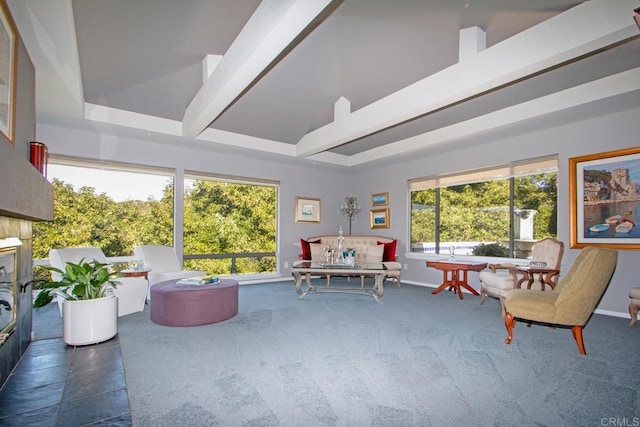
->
295, 0, 639, 158
348, 68, 640, 167
7, 0, 84, 122
182, 0, 339, 139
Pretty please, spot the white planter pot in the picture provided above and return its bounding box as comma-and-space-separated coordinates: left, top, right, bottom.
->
62, 294, 118, 346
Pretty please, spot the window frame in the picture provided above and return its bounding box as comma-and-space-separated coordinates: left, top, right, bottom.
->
32, 156, 177, 275
407, 155, 558, 262
35, 159, 283, 281
182, 171, 280, 278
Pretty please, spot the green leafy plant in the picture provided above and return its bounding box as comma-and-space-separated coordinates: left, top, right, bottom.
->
472, 243, 510, 257
33, 258, 119, 309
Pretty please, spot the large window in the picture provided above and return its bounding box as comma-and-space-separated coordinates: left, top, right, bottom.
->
33, 158, 280, 280
33, 158, 175, 261
183, 173, 278, 275
410, 156, 558, 258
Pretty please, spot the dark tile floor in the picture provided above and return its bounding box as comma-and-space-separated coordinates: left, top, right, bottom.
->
0, 307, 132, 426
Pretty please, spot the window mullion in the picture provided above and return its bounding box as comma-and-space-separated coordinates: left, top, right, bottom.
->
509, 177, 515, 258
435, 188, 441, 254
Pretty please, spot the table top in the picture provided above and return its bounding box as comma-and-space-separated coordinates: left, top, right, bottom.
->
293, 261, 385, 272
154, 278, 239, 292
514, 266, 559, 273
426, 260, 487, 270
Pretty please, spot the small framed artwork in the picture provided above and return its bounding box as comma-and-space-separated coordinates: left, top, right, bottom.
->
295, 197, 321, 223
0, 1, 17, 145
569, 146, 640, 249
371, 192, 389, 206
370, 208, 390, 229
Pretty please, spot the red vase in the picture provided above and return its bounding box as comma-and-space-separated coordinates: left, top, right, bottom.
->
29, 141, 48, 177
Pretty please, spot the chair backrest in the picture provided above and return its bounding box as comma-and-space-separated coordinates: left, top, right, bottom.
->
133, 245, 181, 273
49, 247, 108, 281
553, 247, 617, 325
531, 237, 564, 269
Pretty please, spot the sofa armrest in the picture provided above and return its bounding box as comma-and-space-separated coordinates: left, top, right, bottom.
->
383, 261, 401, 270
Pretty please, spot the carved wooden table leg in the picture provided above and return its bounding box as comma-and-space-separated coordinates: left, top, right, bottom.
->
629, 287, 640, 327
630, 302, 639, 327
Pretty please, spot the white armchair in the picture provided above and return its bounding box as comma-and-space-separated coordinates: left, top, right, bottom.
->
49, 247, 149, 317
133, 245, 206, 300
479, 237, 564, 317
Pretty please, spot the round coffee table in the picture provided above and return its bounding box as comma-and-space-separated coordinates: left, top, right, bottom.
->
150, 279, 239, 326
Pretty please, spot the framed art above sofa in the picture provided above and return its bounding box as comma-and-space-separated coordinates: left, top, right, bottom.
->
370, 208, 389, 229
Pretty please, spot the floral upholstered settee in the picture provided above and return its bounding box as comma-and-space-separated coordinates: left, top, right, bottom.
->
299, 235, 401, 287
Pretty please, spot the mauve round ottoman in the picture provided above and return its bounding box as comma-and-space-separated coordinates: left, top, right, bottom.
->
150, 279, 239, 326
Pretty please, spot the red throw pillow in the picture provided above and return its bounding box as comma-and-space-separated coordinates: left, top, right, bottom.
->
377, 240, 397, 262
300, 238, 321, 260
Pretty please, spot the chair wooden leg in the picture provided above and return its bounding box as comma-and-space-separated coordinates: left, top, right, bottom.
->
629, 303, 639, 327
504, 312, 516, 345
360, 275, 365, 288
479, 289, 486, 305
571, 325, 586, 355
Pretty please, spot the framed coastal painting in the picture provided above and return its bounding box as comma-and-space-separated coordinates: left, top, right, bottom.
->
569, 146, 640, 249
295, 197, 320, 223
0, 1, 16, 145
371, 192, 389, 206
370, 208, 390, 229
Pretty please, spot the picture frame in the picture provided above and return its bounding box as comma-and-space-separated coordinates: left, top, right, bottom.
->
370, 208, 390, 229
0, 1, 17, 145
569, 146, 640, 249
371, 192, 389, 207
295, 196, 320, 223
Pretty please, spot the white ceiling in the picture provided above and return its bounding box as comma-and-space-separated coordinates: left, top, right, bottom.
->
7, 0, 640, 168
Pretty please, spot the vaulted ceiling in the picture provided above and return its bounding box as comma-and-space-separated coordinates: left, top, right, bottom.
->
8, 0, 640, 168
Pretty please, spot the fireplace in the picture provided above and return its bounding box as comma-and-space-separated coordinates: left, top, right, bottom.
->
0, 144, 53, 385
0, 246, 17, 345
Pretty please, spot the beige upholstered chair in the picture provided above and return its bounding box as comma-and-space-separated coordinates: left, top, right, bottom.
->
133, 245, 205, 300
479, 237, 564, 317
49, 247, 148, 317
504, 246, 618, 355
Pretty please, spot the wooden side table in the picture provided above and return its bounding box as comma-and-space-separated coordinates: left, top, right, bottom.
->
513, 266, 559, 290
120, 268, 151, 281
426, 260, 487, 300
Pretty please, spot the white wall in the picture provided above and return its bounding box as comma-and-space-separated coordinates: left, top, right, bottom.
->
39, 104, 640, 317
355, 106, 640, 318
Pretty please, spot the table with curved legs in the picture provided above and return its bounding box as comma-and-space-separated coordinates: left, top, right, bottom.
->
426, 260, 487, 300
292, 262, 387, 303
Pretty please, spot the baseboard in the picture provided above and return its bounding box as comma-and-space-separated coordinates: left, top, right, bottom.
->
236, 277, 634, 321
396, 280, 633, 321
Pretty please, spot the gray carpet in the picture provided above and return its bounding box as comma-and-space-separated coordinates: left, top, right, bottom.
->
115, 280, 639, 426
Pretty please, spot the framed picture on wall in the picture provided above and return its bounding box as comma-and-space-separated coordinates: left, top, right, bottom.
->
370, 208, 389, 229
295, 197, 321, 223
0, 1, 17, 145
569, 146, 640, 249
371, 192, 389, 206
